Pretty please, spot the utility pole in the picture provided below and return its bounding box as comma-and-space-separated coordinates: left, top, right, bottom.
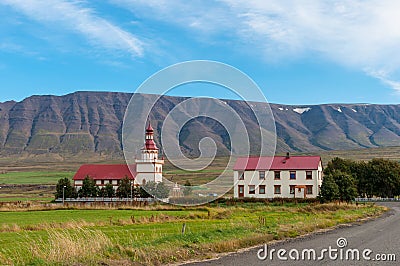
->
130, 181, 133, 202
62, 185, 66, 205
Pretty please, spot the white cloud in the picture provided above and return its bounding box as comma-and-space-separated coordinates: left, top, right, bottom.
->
2, 0, 144, 57
224, 1, 400, 69
111, 0, 234, 34
367, 69, 400, 94
0, 41, 41, 57
112, 0, 400, 94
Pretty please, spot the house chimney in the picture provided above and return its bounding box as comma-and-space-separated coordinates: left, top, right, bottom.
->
286, 152, 290, 159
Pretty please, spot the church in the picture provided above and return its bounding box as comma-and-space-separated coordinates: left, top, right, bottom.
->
73, 123, 164, 190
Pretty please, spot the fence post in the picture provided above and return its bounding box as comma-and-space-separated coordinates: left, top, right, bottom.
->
182, 223, 186, 235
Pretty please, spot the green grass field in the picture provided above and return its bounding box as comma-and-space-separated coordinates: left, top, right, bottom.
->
0, 171, 73, 185
0, 203, 385, 265
0, 146, 399, 203
0, 171, 73, 202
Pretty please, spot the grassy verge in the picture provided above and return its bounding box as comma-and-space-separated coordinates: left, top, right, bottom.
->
0, 202, 385, 265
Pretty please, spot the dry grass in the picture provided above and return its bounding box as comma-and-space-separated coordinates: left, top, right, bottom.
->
0, 213, 196, 233
0, 200, 199, 212
30, 227, 112, 265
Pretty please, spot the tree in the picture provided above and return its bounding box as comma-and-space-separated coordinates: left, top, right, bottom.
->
105, 183, 115, 197
368, 159, 400, 198
98, 187, 107, 197
333, 170, 358, 202
324, 157, 400, 200
318, 174, 339, 203
55, 178, 73, 199
135, 186, 151, 198
79, 176, 98, 197
350, 161, 374, 198
324, 157, 352, 176
71, 187, 78, 199
182, 180, 193, 196
142, 181, 156, 197
154, 182, 170, 199
116, 177, 132, 198
142, 181, 170, 199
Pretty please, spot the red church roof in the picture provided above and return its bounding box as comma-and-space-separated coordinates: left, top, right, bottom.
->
233, 156, 322, 171
73, 164, 136, 180
143, 139, 159, 150
146, 123, 154, 132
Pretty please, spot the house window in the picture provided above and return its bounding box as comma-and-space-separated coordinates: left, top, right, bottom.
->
289, 185, 295, 194
290, 171, 296, 180
306, 171, 312, 179
274, 171, 280, 180
306, 185, 313, 195
259, 185, 266, 194
249, 185, 256, 194
274, 185, 281, 194
238, 171, 244, 180
259, 171, 265, 180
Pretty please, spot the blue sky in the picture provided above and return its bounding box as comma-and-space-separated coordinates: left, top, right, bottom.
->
1, 0, 400, 104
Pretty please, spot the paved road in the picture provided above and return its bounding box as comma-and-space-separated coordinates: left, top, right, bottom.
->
182, 202, 399, 266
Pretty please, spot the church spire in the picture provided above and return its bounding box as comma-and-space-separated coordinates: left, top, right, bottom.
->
143, 122, 158, 151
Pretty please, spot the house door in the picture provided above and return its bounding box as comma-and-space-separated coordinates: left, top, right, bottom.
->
295, 187, 305, 199
238, 185, 244, 198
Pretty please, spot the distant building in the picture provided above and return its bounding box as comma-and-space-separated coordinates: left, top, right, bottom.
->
233, 153, 323, 199
73, 164, 134, 190
73, 123, 164, 190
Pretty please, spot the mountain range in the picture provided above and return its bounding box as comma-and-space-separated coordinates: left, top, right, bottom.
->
0, 91, 399, 159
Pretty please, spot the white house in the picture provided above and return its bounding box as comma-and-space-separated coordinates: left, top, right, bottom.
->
73, 122, 164, 189
233, 153, 323, 199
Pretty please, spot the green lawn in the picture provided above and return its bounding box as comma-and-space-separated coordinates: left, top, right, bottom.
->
0, 203, 385, 265
0, 171, 73, 185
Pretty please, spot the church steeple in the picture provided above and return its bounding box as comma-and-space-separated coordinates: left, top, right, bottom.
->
141, 122, 159, 160
143, 122, 159, 150
135, 121, 164, 185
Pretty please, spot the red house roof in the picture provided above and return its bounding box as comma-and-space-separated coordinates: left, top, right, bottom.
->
233, 156, 322, 171
73, 164, 136, 181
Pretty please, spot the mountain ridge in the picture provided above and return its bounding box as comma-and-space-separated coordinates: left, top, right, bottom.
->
0, 91, 399, 159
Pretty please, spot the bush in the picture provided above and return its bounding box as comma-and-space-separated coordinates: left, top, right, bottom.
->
55, 178, 74, 199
